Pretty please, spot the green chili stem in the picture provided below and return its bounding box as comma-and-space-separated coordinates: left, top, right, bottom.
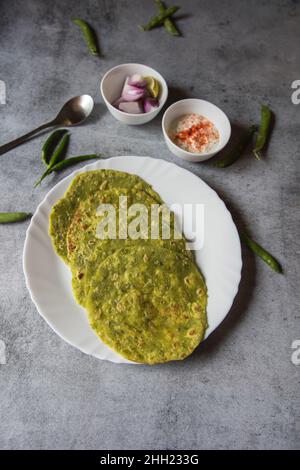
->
155, 0, 181, 36
73, 19, 99, 56
253, 105, 272, 160
0, 212, 31, 223
140, 6, 180, 31
214, 125, 258, 168
240, 232, 283, 274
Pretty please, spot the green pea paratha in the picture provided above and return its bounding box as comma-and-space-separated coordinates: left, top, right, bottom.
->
49, 169, 162, 263
67, 187, 191, 306
86, 245, 207, 364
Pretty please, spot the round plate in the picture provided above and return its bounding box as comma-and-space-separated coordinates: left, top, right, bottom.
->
23, 156, 242, 364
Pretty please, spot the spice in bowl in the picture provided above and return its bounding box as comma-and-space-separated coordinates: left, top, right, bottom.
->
171, 113, 220, 154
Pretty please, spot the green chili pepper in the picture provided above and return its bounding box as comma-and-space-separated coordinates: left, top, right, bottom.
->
48, 132, 70, 168
73, 19, 99, 56
0, 212, 31, 223
34, 154, 100, 187
240, 232, 283, 274
253, 105, 272, 160
140, 6, 180, 31
50, 154, 100, 172
155, 0, 181, 36
41, 129, 68, 166
34, 168, 53, 187
214, 125, 258, 168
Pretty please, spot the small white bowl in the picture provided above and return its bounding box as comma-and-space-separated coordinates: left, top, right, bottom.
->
100, 63, 168, 125
162, 99, 231, 162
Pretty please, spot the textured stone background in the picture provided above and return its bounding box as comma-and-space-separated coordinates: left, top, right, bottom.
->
0, 0, 299, 450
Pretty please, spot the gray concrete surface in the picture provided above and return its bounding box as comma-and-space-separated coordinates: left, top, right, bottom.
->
0, 0, 299, 450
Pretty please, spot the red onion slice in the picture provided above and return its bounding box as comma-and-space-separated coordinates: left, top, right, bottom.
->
121, 77, 145, 102
118, 100, 144, 114
113, 97, 124, 108
143, 97, 159, 113
128, 74, 148, 88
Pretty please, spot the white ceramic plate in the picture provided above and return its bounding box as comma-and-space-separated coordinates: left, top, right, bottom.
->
23, 156, 242, 364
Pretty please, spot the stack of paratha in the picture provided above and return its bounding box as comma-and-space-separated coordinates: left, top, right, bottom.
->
49, 169, 207, 364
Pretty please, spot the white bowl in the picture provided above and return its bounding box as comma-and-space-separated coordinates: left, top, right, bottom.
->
100, 63, 168, 125
162, 98, 231, 162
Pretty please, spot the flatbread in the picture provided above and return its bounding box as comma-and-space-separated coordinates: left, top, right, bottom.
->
49, 169, 208, 364
49, 169, 161, 263
67, 187, 191, 306
86, 246, 207, 364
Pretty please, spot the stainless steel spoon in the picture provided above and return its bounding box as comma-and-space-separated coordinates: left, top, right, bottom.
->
0, 95, 94, 156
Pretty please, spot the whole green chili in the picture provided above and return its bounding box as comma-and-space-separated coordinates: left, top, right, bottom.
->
50, 154, 100, 172
155, 0, 181, 36
0, 212, 31, 223
214, 125, 258, 168
240, 232, 283, 274
140, 6, 180, 31
73, 19, 99, 56
34, 154, 100, 187
48, 132, 70, 168
253, 105, 272, 160
41, 129, 68, 166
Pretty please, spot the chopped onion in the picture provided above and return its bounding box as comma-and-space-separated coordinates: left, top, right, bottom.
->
119, 100, 144, 114
113, 75, 160, 114
128, 74, 147, 88
143, 97, 159, 113
113, 97, 123, 109
121, 77, 145, 102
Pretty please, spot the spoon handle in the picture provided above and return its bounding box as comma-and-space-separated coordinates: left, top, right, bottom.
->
0, 121, 55, 156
